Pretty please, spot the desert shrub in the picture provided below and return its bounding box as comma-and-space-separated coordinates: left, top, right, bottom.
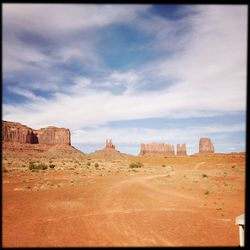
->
161, 164, 166, 167
202, 174, 208, 178
94, 163, 99, 168
49, 164, 56, 169
29, 162, 48, 170
204, 190, 210, 195
87, 162, 91, 166
129, 161, 143, 168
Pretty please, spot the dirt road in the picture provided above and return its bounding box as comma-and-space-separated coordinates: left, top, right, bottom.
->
2, 170, 241, 247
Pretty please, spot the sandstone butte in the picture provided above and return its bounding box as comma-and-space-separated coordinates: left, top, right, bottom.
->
2, 120, 80, 153
177, 143, 187, 156
199, 138, 215, 154
93, 139, 122, 155
140, 143, 175, 156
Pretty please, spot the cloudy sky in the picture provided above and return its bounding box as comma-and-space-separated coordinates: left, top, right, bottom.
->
2, 4, 247, 155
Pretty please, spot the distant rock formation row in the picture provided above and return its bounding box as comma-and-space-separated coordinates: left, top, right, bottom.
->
2, 120, 215, 155
139, 138, 215, 156
2, 121, 71, 146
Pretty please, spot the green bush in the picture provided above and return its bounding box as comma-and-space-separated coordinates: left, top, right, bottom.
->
29, 162, 48, 170
129, 161, 143, 168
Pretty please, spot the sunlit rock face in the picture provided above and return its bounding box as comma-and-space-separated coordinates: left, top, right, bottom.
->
199, 138, 214, 153
177, 144, 187, 156
139, 143, 175, 156
2, 121, 71, 146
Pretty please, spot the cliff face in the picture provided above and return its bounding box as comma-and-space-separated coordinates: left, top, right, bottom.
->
2, 121, 71, 146
2, 121, 37, 144
140, 143, 175, 156
177, 144, 187, 156
35, 127, 71, 145
199, 138, 214, 153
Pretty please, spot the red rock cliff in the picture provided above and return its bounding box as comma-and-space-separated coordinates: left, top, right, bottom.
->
140, 143, 175, 156
199, 138, 214, 153
2, 121, 71, 146
2, 121, 38, 144
35, 126, 71, 145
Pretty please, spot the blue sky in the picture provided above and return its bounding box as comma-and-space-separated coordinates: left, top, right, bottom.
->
2, 4, 247, 155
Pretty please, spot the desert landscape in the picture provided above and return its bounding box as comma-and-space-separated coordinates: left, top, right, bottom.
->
2, 4, 246, 247
2, 121, 245, 247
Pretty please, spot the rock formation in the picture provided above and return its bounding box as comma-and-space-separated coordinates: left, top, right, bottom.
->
2, 120, 76, 157
2, 121, 38, 144
34, 126, 71, 145
93, 139, 121, 155
2, 121, 71, 146
177, 144, 187, 156
105, 139, 115, 149
140, 143, 175, 156
199, 138, 214, 153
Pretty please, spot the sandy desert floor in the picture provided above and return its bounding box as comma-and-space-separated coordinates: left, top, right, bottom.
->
2, 152, 245, 247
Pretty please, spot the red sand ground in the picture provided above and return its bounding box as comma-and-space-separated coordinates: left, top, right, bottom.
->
2, 153, 245, 247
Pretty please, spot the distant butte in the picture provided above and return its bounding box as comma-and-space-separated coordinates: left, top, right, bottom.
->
199, 138, 215, 154
139, 143, 175, 156
2, 120, 82, 154
92, 139, 122, 156
177, 144, 187, 156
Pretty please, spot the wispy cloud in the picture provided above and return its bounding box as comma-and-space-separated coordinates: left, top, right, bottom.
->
2, 4, 247, 154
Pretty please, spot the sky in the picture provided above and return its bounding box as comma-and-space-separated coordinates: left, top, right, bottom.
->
2, 4, 247, 155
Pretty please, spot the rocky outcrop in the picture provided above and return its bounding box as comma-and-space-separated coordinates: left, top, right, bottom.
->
93, 139, 121, 155
199, 138, 214, 153
177, 144, 187, 156
105, 139, 115, 149
140, 143, 175, 156
2, 121, 71, 146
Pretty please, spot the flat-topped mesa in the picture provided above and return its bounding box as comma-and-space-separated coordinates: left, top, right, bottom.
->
177, 144, 187, 156
34, 127, 71, 146
140, 143, 175, 156
2, 121, 71, 146
199, 138, 214, 153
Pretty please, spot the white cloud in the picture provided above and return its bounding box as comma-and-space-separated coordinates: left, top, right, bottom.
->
2, 4, 150, 75
2, 4, 247, 151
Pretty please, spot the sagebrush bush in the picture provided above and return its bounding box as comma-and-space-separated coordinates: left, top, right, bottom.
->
29, 162, 48, 170
94, 163, 99, 168
129, 161, 143, 168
